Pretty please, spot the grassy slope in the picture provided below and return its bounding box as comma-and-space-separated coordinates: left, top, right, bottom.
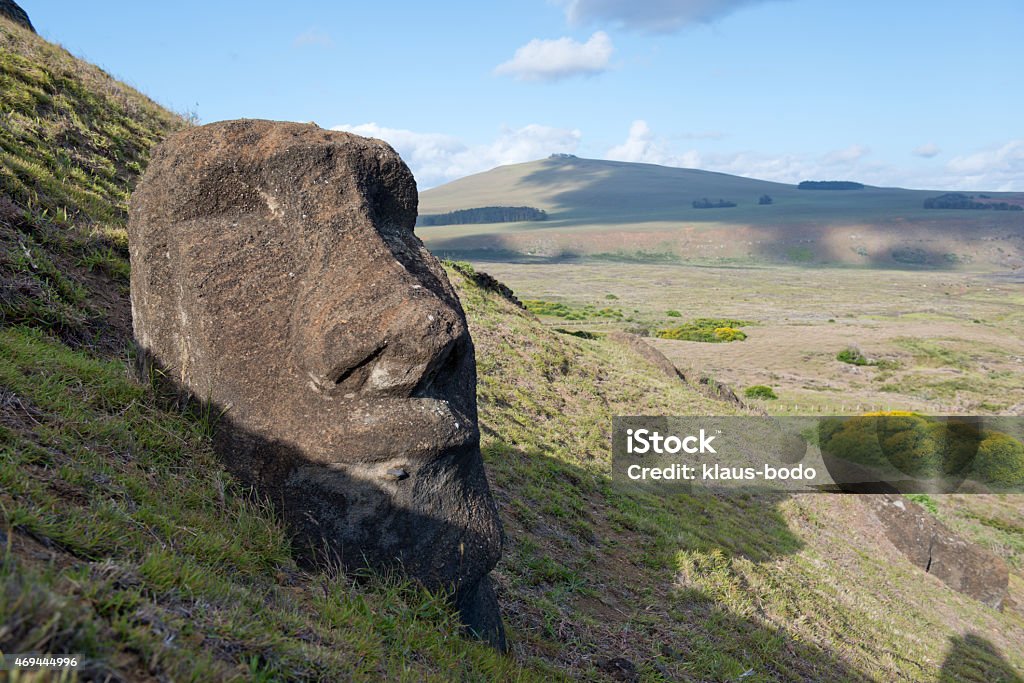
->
0, 17, 184, 349
417, 157, 1024, 269
1, 16, 1023, 682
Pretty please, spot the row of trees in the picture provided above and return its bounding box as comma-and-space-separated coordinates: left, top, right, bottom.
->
923, 193, 1022, 211
691, 195, 774, 208
417, 206, 548, 226
692, 198, 737, 209
798, 180, 865, 190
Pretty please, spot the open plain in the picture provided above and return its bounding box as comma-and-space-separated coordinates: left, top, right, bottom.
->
467, 260, 1024, 416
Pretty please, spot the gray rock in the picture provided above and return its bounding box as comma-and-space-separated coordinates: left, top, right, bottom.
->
865, 494, 1008, 609
0, 1, 34, 32
128, 119, 505, 648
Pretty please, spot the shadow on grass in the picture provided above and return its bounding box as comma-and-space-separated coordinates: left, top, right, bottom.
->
482, 438, 877, 680
426, 231, 972, 272
938, 633, 1023, 683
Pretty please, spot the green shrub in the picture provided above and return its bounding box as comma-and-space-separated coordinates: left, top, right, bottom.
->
713, 327, 746, 342
604, 293, 618, 300
837, 346, 873, 366
666, 310, 682, 317
819, 412, 1001, 480
906, 493, 938, 514
744, 385, 778, 400
656, 318, 750, 343
972, 432, 1024, 488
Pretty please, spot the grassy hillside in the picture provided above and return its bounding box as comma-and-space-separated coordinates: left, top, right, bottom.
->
0, 12, 182, 349
418, 156, 1024, 269
2, 15, 1023, 682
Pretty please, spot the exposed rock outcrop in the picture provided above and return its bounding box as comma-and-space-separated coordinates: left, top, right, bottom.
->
0, 0, 34, 32
446, 261, 524, 310
865, 495, 1008, 609
609, 332, 761, 413
128, 120, 506, 648
608, 332, 685, 382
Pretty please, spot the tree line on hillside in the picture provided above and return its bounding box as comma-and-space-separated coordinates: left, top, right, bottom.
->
923, 193, 1022, 211
798, 180, 865, 190
692, 198, 737, 209
689, 195, 774, 209
417, 206, 548, 226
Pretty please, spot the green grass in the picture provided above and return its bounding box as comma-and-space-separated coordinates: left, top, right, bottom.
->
0, 18, 182, 346
522, 298, 623, 321
0, 324, 539, 681
907, 493, 939, 515
894, 338, 974, 370
450, 269, 1024, 681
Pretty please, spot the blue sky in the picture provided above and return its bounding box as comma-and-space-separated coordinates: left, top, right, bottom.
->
27, 0, 1024, 190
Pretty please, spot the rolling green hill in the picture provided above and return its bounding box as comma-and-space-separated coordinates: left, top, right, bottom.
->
2, 14, 1024, 682
419, 156, 1024, 269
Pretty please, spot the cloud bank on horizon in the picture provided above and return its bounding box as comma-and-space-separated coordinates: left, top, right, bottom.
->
334, 118, 1024, 193
331, 122, 581, 188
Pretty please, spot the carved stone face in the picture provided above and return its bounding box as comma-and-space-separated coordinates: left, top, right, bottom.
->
128, 119, 504, 645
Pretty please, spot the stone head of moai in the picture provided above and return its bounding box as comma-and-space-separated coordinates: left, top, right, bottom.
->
128, 119, 505, 648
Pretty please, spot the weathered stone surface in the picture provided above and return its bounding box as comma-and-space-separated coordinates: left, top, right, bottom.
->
128, 119, 505, 647
608, 332, 685, 382
865, 494, 1008, 609
608, 332, 762, 413
0, 0, 34, 32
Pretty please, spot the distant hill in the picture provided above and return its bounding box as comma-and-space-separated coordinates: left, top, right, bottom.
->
418, 156, 1024, 269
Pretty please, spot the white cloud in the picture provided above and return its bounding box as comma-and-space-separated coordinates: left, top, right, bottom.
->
912, 142, 941, 158
606, 120, 700, 166
331, 122, 581, 189
333, 121, 1024, 192
293, 28, 333, 48
561, 0, 782, 32
605, 121, 876, 185
822, 144, 870, 165
605, 122, 1024, 190
944, 139, 1024, 191
494, 31, 613, 82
